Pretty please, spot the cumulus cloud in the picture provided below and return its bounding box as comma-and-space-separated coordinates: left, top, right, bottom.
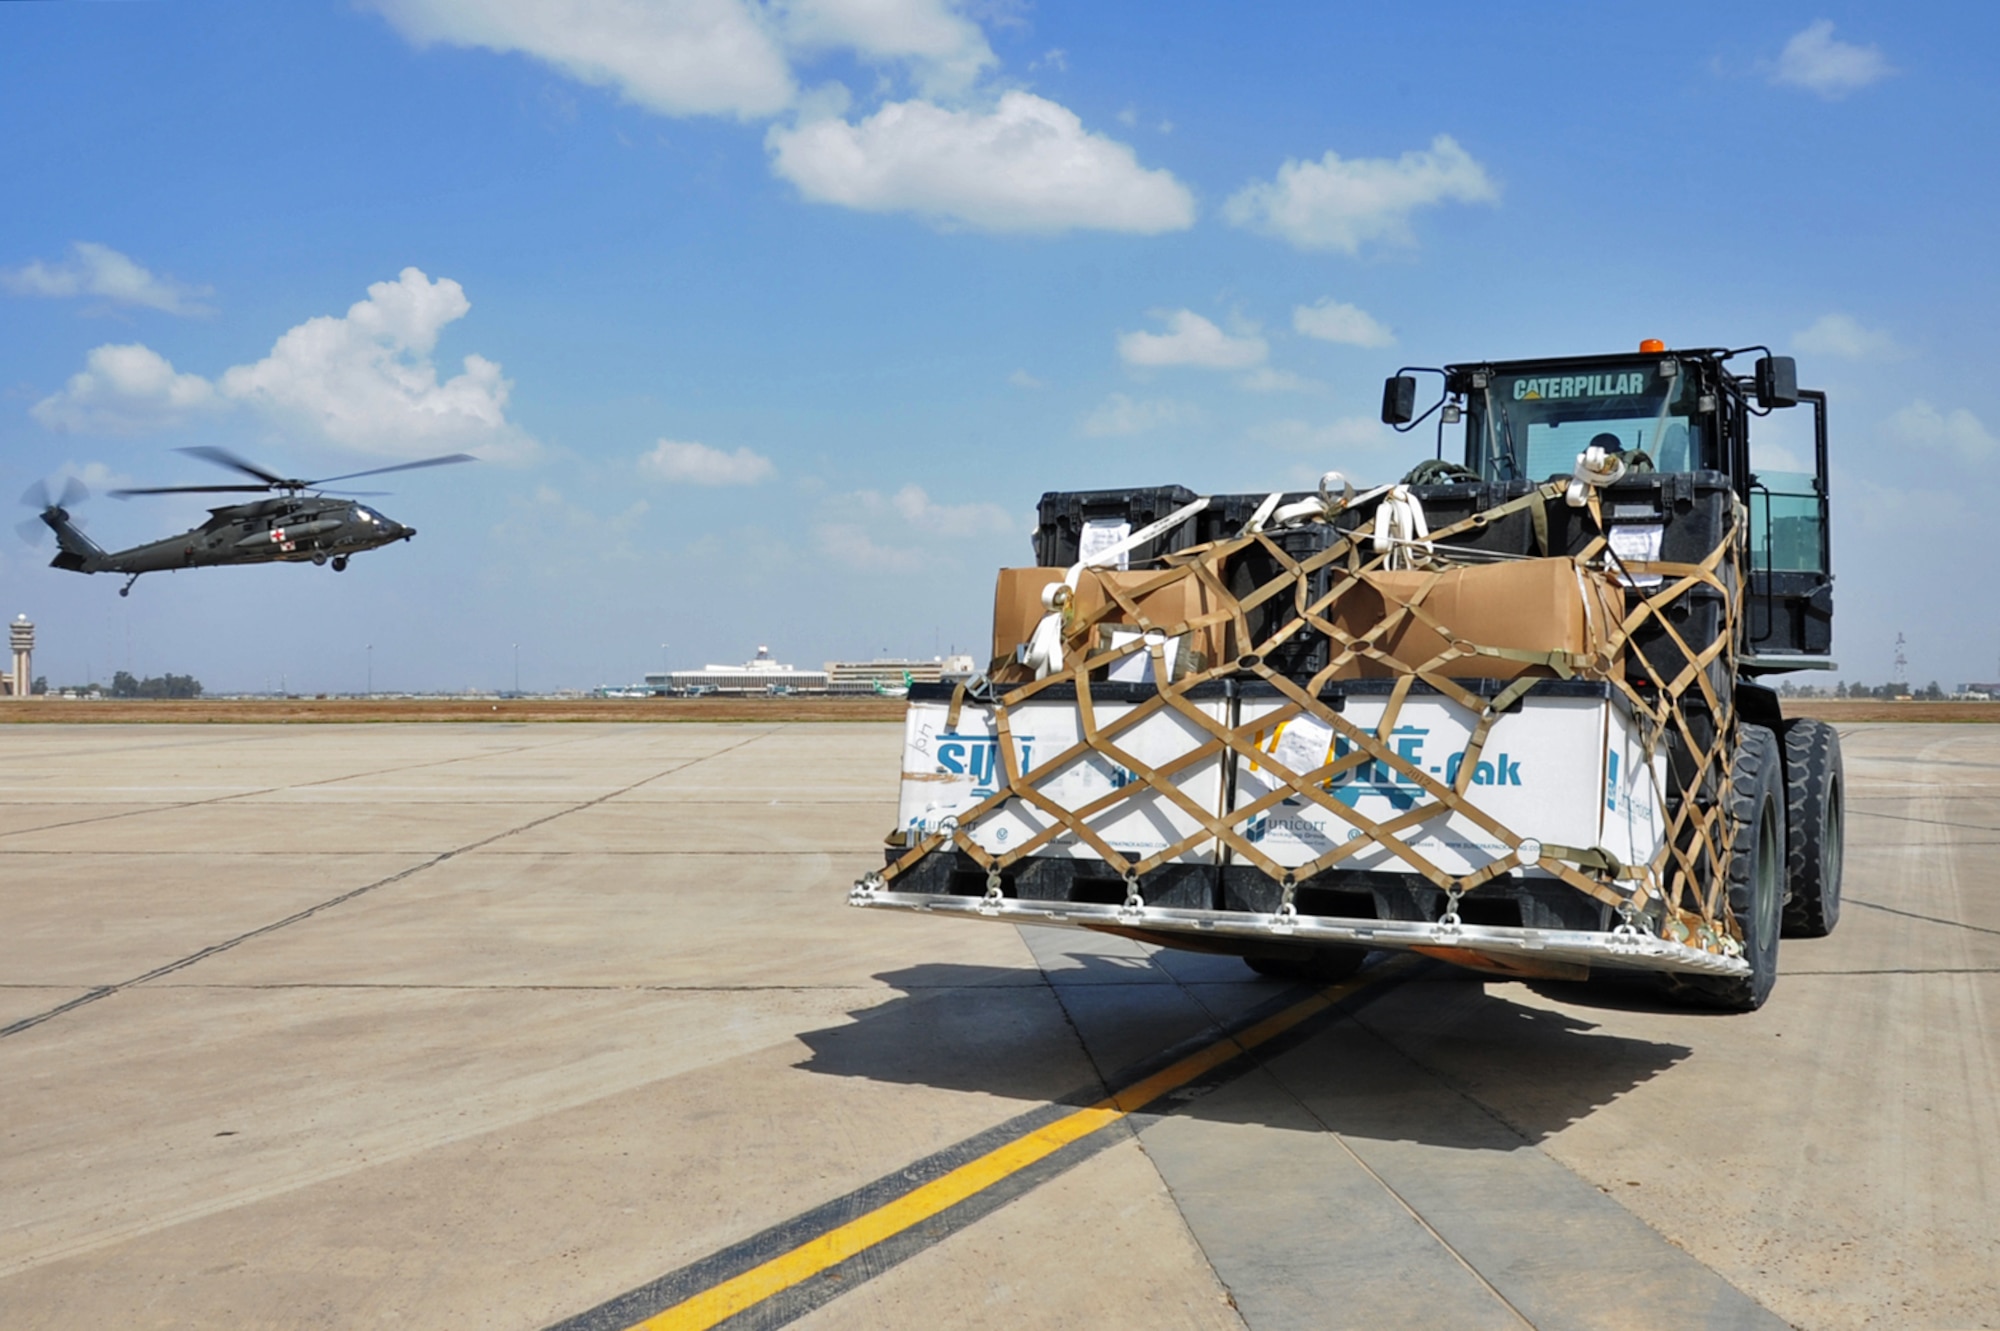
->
874, 482, 1012, 534
1117, 310, 1267, 370
1793, 313, 1902, 359
216, 268, 527, 457
1080, 393, 1199, 438
367, 3, 1187, 238
814, 522, 925, 571
1225, 135, 1497, 254
1247, 415, 1399, 457
777, 0, 993, 96
30, 344, 221, 434
1885, 401, 1996, 464
767, 92, 1195, 234
32, 268, 530, 458
814, 478, 1012, 570
640, 438, 776, 485
364, 0, 794, 118
1293, 298, 1395, 348
1237, 367, 1323, 394
1772, 20, 1895, 99
2, 242, 213, 315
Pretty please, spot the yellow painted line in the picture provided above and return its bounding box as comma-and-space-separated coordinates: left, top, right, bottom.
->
630, 957, 1413, 1331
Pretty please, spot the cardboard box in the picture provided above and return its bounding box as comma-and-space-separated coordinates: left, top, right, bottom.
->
1321, 559, 1623, 680
1070, 567, 1229, 676
991, 568, 1070, 667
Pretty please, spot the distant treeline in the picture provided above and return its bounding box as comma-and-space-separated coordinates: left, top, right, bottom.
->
47, 671, 205, 699
1777, 679, 1961, 700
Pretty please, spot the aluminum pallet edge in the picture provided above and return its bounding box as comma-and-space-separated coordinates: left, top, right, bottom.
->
845, 881, 1752, 979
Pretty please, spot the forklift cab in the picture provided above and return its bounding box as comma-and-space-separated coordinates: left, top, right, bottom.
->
1382, 345, 1833, 672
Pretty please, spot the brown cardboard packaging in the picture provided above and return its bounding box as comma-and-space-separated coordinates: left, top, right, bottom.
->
1322, 559, 1623, 680
991, 568, 1069, 666
990, 566, 1232, 677
1070, 567, 1229, 674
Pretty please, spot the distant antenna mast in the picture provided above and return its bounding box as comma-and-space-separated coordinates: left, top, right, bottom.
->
1892, 632, 1908, 688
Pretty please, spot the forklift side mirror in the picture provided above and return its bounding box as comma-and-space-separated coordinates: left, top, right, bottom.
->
1381, 375, 1418, 425
1755, 356, 1799, 409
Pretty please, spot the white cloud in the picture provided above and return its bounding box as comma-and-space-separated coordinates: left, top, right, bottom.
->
1772, 20, 1894, 99
814, 522, 925, 571
814, 479, 1010, 570
217, 268, 527, 458
32, 268, 530, 458
1293, 298, 1395, 348
2, 242, 213, 315
878, 482, 1012, 534
1793, 313, 1901, 360
640, 438, 776, 485
364, 0, 795, 119
1080, 393, 1199, 438
30, 344, 221, 434
1247, 415, 1399, 458
767, 91, 1195, 234
1007, 369, 1044, 389
1885, 401, 1997, 464
777, 0, 993, 96
1118, 309, 1266, 370
1237, 367, 1324, 394
1225, 134, 1497, 254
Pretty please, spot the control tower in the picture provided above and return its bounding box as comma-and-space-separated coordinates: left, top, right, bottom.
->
8, 614, 31, 698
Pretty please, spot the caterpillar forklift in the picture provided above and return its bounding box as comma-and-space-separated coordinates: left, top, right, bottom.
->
854, 341, 1841, 1012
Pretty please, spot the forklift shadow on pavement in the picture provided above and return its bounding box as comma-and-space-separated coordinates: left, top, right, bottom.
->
792, 955, 1693, 1151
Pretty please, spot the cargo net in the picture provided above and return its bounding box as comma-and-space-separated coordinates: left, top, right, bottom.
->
885, 475, 1749, 959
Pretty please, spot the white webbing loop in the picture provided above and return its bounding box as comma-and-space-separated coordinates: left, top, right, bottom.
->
1371, 484, 1432, 570
1023, 495, 1211, 679
1566, 445, 1627, 507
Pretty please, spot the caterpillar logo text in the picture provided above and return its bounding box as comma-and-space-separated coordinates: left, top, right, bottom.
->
934, 734, 1035, 798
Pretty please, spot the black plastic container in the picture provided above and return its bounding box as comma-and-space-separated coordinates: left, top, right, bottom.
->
1034, 485, 1203, 566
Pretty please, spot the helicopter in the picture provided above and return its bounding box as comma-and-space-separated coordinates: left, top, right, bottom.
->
18, 446, 473, 596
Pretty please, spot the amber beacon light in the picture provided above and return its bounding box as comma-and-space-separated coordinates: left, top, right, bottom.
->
1639, 338, 1666, 353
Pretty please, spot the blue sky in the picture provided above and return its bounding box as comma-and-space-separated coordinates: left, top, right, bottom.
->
4, 2, 1996, 693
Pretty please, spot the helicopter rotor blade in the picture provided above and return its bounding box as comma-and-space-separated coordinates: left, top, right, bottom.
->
319, 489, 392, 497
15, 517, 50, 547
113, 479, 274, 495
176, 446, 289, 487
20, 476, 89, 512
306, 453, 476, 486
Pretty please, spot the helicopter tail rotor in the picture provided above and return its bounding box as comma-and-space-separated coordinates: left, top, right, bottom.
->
17, 477, 102, 569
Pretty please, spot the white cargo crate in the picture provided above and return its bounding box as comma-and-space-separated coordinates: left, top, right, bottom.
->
897, 690, 1230, 862
1232, 687, 1665, 879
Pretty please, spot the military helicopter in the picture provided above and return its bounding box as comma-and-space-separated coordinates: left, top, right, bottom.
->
18, 446, 473, 596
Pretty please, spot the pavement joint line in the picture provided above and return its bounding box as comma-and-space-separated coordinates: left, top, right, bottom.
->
544, 957, 1419, 1331
1845, 897, 2000, 938
0, 728, 618, 842
1847, 808, 2000, 835
1783, 967, 2000, 975
0, 728, 782, 1040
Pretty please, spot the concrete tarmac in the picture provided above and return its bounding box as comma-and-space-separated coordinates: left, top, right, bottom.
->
0, 721, 1994, 1329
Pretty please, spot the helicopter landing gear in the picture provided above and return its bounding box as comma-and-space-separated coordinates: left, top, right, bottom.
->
311, 551, 327, 566
331, 555, 348, 572
118, 573, 139, 598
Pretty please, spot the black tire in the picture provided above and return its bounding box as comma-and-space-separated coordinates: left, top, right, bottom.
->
1780, 719, 1844, 938
1671, 723, 1785, 1011
331, 555, 348, 572
1245, 945, 1369, 984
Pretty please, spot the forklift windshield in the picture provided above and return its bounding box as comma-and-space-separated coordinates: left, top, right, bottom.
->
1464, 361, 1711, 481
